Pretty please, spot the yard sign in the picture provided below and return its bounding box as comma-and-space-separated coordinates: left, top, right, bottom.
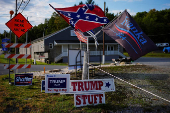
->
74, 92, 105, 107
45, 74, 70, 93
69, 79, 115, 93
14, 73, 33, 86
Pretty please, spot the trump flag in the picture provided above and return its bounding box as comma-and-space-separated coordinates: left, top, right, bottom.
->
49, 4, 109, 32
102, 10, 157, 60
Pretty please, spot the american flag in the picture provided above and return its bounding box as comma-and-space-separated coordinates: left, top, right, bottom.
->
74, 29, 87, 43
50, 4, 109, 32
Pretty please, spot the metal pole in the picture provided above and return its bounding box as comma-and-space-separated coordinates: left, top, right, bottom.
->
15, 0, 18, 73
87, 37, 89, 80
102, 1, 106, 64
25, 17, 28, 73
9, 14, 13, 84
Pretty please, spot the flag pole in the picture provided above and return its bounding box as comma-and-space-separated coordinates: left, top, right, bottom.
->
87, 37, 89, 80
102, 1, 106, 64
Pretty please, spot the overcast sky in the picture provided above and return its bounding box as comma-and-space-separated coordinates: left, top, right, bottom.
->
0, 0, 170, 34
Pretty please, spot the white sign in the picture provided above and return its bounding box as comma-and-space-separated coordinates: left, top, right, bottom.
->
68, 49, 84, 70
45, 74, 70, 93
74, 92, 105, 107
69, 79, 115, 93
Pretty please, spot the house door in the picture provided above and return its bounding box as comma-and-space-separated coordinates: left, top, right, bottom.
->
108, 45, 114, 55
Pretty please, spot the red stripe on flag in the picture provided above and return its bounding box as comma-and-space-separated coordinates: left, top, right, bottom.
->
74, 30, 87, 43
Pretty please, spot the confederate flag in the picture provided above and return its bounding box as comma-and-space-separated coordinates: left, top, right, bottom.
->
49, 4, 109, 32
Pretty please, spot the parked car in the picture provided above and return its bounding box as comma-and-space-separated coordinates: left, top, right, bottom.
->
163, 47, 170, 53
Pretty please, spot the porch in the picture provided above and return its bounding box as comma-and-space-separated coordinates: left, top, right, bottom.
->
54, 50, 126, 62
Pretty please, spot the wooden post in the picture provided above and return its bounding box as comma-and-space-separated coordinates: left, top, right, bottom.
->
82, 51, 88, 80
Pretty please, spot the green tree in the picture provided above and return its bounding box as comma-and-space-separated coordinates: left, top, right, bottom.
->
86, 0, 95, 4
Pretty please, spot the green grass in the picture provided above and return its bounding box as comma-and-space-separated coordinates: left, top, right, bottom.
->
0, 65, 169, 112
0, 54, 68, 66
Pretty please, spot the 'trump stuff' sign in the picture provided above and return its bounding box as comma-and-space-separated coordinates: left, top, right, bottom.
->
74, 92, 105, 107
14, 73, 33, 86
45, 74, 70, 93
70, 79, 115, 93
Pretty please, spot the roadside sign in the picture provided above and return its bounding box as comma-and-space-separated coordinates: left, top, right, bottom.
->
74, 92, 105, 107
41, 80, 45, 92
1, 38, 10, 51
69, 79, 115, 93
5, 13, 33, 38
14, 73, 33, 86
45, 74, 70, 93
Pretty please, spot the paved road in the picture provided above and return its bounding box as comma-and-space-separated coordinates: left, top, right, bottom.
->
0, 64, 67, 75
133, 57, 170, 67
0, 57, 170, 75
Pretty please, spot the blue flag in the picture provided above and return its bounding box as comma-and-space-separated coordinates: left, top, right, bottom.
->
102, 10, 157, 60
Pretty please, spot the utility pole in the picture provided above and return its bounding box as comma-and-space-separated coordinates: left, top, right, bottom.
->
102, 1, 106, 64
9, 10, 14, 84
15, 0, 19, 74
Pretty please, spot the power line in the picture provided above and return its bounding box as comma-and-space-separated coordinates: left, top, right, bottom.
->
21, 0, 30, 13
17, 0, 24, 11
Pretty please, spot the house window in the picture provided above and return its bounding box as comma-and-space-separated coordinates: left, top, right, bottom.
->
70, 30, 76, 36
49, 43, 53, 49
108, 46, 114, 51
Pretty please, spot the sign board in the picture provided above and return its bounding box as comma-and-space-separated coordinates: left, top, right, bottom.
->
74, 92, 105, 107
1, 38, 10, 51
45, 74, 70, 93
68, 49, 84, 70
41, 80, 45, 92
14, 73, 33, 86
5, 13, 33, 38
69, 79, 115, 93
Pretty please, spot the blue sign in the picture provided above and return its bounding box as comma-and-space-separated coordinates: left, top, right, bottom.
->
48, 78, 66, 88
41, 80, 45, 92
1, 38, 10, 51
2, 38, 10, 42
45, 74, 70, 93
2, 48, 8, 51
14, 73, 33, 86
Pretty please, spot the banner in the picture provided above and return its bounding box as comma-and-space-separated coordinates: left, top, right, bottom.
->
102, 10, 157, 60
45, 74, 70, 93
14, 73, 33, 86
74, 92, 105, 107
69, 79, 115, 93
50, 4, 109, 32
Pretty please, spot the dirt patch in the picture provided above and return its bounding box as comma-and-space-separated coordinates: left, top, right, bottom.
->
71, 64, 170, 112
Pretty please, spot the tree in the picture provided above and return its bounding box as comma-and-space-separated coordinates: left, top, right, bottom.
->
86, 0, 95, 4
79, 1, 84, 5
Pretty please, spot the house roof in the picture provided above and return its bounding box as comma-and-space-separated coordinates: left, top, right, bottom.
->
53, 26, 116, 44
37, 26, 117, 44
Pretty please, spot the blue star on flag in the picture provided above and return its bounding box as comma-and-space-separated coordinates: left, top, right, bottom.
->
105, 82, 111, 88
